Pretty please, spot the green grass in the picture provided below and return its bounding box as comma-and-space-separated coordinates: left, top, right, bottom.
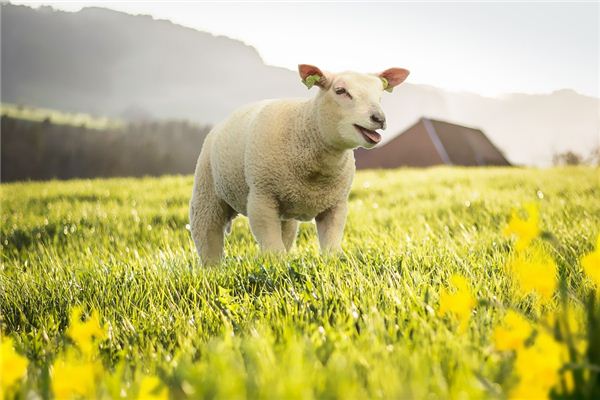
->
1, 103, 123, 130
1, 167, 599, 399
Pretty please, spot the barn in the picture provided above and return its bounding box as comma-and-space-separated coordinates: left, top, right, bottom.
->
355, 117, 511, 169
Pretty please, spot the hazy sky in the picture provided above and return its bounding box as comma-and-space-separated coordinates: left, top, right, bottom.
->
13, 1, 600, 98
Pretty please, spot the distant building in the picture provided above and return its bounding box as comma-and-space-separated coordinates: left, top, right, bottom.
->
355, 117, 511, 169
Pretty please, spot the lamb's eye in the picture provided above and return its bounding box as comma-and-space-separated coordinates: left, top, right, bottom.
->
334, 87, 347, 95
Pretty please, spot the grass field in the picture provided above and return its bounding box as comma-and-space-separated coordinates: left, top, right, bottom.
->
1, 167, 599, 399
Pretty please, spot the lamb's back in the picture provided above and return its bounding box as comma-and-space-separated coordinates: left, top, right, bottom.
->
209, 98, 306, 215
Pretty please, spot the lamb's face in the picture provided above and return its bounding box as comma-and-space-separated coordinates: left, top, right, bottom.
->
298, 64, 409, 150
326, 72, 388, 150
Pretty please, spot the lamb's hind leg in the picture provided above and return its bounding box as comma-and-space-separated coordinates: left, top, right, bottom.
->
189, 151, 233, 265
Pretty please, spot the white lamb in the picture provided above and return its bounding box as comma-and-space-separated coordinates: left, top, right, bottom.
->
189, 64, 409, 265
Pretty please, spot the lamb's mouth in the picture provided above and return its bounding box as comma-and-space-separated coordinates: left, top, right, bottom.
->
354, 124, 382, 144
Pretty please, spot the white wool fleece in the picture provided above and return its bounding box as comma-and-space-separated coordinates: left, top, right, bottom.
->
190, 64, 409, 265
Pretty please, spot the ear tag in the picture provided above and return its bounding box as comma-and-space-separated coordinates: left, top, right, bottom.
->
303, 74, 321, 89
381, 77, 393, 93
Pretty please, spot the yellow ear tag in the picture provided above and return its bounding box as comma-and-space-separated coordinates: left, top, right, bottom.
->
381, 77, 393, 93
303, 74, 321, 89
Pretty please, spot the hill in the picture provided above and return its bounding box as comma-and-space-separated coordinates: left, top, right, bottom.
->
1, 3, 598, 165
1, 3, 305, 122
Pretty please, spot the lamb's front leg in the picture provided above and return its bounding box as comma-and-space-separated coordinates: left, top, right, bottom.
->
315, 201, 348, 253
247, 190, 286, 253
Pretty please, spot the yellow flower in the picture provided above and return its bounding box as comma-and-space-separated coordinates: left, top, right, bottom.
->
138, 375, 168, 400
493, 310, 533, 351
508, 247, 557, 303
581, 233, 600, 288
509, 381, 551, 400
0, 337, 28, 393
557, 304, 588, 358
510, 331, 568, 399
561, 370, 575, 395
438, 275, 476, 332
504, 203, 540, 251
558, 303, 583, 334
51, 350, 100, 399
67, 307, 107, 357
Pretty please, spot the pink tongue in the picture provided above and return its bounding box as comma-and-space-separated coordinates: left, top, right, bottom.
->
363, 128, 381, 143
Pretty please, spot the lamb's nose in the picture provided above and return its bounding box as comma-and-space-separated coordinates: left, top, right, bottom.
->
370, 112, 386, 128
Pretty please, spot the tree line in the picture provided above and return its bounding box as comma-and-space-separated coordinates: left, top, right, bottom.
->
1, 117, 211, 182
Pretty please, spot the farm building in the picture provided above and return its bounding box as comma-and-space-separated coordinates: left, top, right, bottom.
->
355, 117, 511, 169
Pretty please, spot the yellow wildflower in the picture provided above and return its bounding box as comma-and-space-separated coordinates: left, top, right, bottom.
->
51, 350, 100, 399
438, 275, 476, 332
138, 375, 169, 400
510, 331, 567, 399
67, 307, 107, 357
559, 304, 588, 357
0, 337, 28, 393
558, 303, 584, 335
504, 203, 540, 251
581, 233, 600, 288
561, 370, 575, 395
508, 247, 557, 303
493, 310, 533, 351
509, 382, 551, 400
540, 311, 586, 355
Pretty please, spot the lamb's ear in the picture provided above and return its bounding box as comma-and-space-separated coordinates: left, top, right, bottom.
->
379, 68, 410, 92
298, 64, 330, 90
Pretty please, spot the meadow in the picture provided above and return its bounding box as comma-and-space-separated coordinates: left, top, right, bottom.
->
1, 167, 599, 399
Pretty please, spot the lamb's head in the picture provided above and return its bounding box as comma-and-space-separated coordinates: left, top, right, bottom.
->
299, 64, 409, 149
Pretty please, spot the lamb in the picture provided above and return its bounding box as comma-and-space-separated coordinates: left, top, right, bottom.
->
189, 64, 409, 265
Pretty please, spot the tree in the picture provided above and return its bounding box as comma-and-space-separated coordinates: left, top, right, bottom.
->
552, 151, 583, 166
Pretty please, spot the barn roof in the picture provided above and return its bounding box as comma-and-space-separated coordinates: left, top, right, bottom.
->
355, 117, 511, 169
